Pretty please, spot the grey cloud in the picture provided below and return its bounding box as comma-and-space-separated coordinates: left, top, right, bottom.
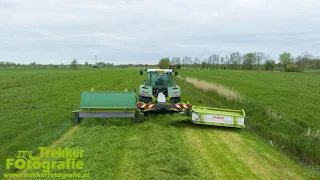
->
0, 0, 320, 64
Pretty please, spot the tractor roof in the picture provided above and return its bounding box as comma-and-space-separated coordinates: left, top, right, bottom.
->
147, 69, 172, 73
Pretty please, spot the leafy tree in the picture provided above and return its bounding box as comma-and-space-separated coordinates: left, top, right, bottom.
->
158, 58, 170, 69
242, 53, 255, 70
170, 57, 181, 68
211, 54, 220, 69
182, 56, 188, 67
264, 60, 276, 71
70, 59, 78, 70
220, 57, 225, 69
170, 57, 176, 65
276, 62, 285, 72
182, 56, 192, 67
229, 52, 242, 69
207, 56, 212, 69
188, 56, 193, 66
311, 59, 320, 69
295, 51, 313, 70
203, 58, 209, 69
201, 61, 207, 69
255, 52, 266, 70
193, 57, 201, 68
176, 57, 181, 66
279, 51, 293, 68
285, 64, 302, 72
224, 54, 230, 68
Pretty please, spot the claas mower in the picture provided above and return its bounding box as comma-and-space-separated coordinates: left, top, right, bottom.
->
73, 66, 246, 128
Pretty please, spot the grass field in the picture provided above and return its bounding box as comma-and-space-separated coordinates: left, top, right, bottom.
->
179, 69, 320, 127
178, 69, 320, 166
0, 68, 318, 179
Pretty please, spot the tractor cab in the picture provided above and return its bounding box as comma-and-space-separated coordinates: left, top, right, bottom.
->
139, 69, 181, 103
146, 69, 173, 87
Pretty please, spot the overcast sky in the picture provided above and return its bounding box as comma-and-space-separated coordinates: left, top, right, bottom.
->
0, 0, 319, 64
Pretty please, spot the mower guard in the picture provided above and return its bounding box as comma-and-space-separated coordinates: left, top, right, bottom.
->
77, 91, 137, 118
190, 105, 245, 128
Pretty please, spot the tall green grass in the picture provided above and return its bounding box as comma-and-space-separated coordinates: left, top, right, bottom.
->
179, 69, 320, 127
176, 71, 320, 167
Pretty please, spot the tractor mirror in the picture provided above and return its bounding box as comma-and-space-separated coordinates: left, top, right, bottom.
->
175, 71, 178, 76
140, 70, 143, 75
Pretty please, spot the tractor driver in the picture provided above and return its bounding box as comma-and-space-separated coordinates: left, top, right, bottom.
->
156, 74, 165, 85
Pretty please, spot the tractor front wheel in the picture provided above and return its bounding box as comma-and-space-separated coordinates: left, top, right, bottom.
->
139, 95, 152, 103
170, 97, 181, 103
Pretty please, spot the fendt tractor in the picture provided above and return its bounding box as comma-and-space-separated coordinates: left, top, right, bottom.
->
73, 65, 246, 128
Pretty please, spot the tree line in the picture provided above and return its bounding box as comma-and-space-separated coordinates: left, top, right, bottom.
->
159, 51, 320, 72
0, 60, 119, 69
2, 51, 320, 72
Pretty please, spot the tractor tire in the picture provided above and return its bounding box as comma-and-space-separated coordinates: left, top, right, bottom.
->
170, 97, 181, 103
139, 95, 151, 103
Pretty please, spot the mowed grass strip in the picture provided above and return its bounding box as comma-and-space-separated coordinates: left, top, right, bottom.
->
183, 127, 258, 180
216, 130, 311, 179
183, 126, 314, 180
26, 115, 315, 179
26, 117, 201, 180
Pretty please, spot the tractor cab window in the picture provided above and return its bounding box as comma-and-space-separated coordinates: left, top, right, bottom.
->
148, 71, 172, 86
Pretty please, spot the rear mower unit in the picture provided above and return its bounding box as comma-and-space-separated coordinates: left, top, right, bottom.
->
73, 66, 246, 128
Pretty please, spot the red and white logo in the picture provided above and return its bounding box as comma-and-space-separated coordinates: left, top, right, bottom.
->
212, 116, 224, 120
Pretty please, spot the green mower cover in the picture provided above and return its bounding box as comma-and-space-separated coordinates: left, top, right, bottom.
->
78, 91, 137, 118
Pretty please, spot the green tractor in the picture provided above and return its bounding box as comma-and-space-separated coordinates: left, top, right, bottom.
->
137, 68, 183, 113
73, 67, 246, 128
